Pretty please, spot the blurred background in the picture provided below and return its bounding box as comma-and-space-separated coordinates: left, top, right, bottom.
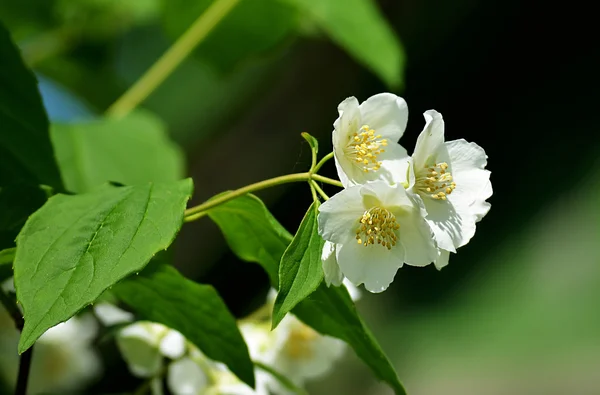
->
1, 0, 599, 394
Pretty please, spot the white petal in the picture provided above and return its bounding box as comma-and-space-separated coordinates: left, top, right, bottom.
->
167, 357, 208, 395
360, 181, 414, 210
321, 241, 344, 286
434, 249, 450, 270
376, 143, 411, 185
318, 186, 364, 244
395, 205, 437, 267
358, 93, 408, 141
94, 303, 134, 326
159, 330, 186, 359
336, 240, 404, 293
116, 324, 163, 377
342, 278, 362, 301
333, 97, 361, 188
412, 110, 445, 170
473, 179, 493, 221
446, 139, 491, 207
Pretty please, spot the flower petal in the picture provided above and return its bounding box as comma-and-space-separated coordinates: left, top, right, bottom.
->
336, 241, 404, 293
413, 110, 445, 170
360, 181, 414, 211
473, 179, 493, 221
358, 93, 408, 141
333, 97, 361, 188
395, 206, 437, 267
321, 241, 344, 286
167, 357, 208, 395
159, 330, 186, 359
434, 249, 450, 270
376, 143, 411, 185
318, 186, 364, 244
116, 324, 163, 378
94, 303, 135, 326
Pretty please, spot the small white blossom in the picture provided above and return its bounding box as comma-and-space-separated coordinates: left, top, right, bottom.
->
333, 93, 410, 187
94, 304, 186, 379
318, 181, 437, 292
407, 110, 492, 269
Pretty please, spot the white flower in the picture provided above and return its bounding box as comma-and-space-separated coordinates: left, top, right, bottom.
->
167, 346, 271, 395
318, 181, 437, 292
264, 314, 346, 393
0, 310, 101, 394
333, 93, 410, 187
115, 321, 186, 378
94, 303, 187, 379
407, 110, 492, 269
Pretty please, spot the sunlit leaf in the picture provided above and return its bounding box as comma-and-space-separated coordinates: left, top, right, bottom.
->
208, 194, 292, 286
51, 111, 184, 193
284, 0, 405, 87
272, 202, 324, 328
14, 179, 193, 353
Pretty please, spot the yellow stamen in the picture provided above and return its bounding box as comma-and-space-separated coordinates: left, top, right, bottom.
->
344, 125, 387, 173
355, 206, 400, 250
415, 162, 457, 200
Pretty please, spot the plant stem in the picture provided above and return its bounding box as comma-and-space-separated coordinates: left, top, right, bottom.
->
0, 289, 23, 331
15, 347, 33, 395
310, 180, 330, 200
184, 172, 342, 219
105, 0, 240, 118
1, 288, 31, 395
309, 181, 318, 204
313, 152, 335, 174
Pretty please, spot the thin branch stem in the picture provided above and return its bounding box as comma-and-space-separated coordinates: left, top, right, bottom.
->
0, 288, 23, 331
311, 173, 343, 187
15, 347, 33, 395
183, 172, 342, 221
105, 0, 240, 118
309, 181, 318, 204
313, 152, 335, 174
310, 180, 330, 201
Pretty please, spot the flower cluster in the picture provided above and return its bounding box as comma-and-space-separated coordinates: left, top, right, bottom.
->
95, 281, 360, 395
319, 93, 492, 293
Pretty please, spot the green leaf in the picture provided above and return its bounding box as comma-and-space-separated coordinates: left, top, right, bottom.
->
0, 22, 63, 188
162, 0, 298, 72
14, 179, 193, 353
294, 285, 406, 395
51, 111, 184, 193
272, 202, 324, 328
212, 194, 405, 393
284, 0, 405, 88
0, 247, 15, 283
0, 184, 48, 250
113, 263, 255, 388
301, 132, 319, 155
208, 194, 292, 286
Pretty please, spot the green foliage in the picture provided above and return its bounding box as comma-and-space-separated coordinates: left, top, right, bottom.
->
162, 0, 298, 71
14, 179, 193, 353
114, 262, 255, 387
51, 111, 184, 193
284, 0, 405, 87
208, 193, 293, 286
0, 22, 63, 189
211, 193, 406, 394
272, 202, 324, 328
0, 184, 48, 250
294, 285, 406, 395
